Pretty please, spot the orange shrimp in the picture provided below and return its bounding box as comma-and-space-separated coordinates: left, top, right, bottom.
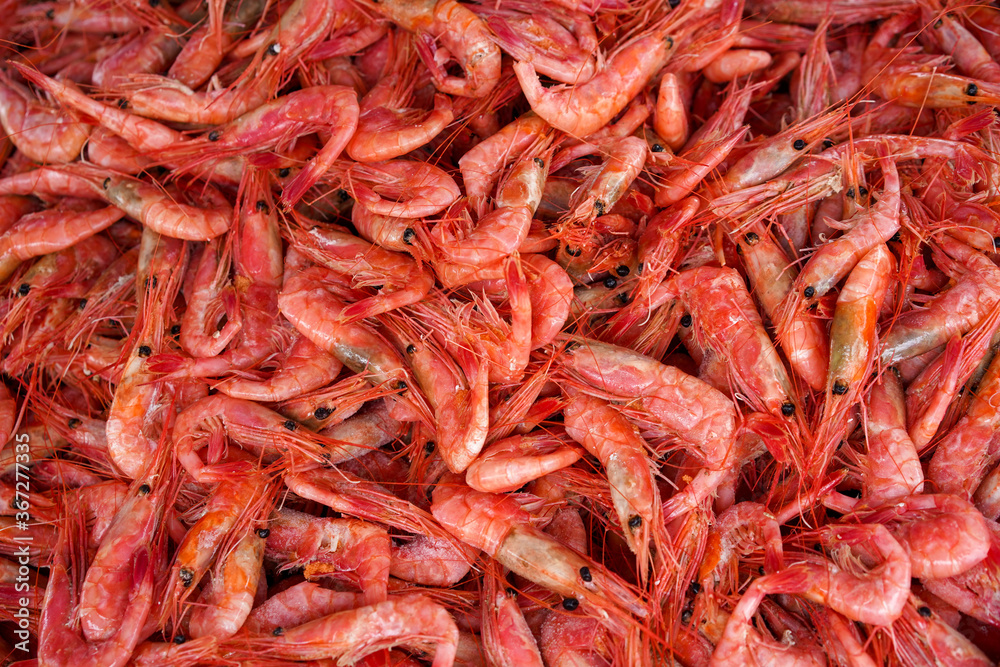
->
878, 70, 1000, 108
465, 432, 583, 494
0, 73, 91, 164
458, 111, 552, 200
244, 581, 362, 635
482, 568, 545, 667
346, 160, 462, 219
83, 127, 153, 174
861, 370, 925, 506
654, 72, 690, 151
187, 529, 265, 639
513, 22, 675, 137
430, 475, 647, 632
101, 176, 233, 241
216, 333, 344, 403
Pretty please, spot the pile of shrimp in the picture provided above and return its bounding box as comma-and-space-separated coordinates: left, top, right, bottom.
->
4, 0, 1000, 664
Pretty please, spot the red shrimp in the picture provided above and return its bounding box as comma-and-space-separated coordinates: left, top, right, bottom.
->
100, 176, 232, 241
458, 111, 552, 200
244, 581, 362, 635
862, 370, 924, 506
216, 333, 344, 403
482, 569, 545, 667
346, 160, 461, 219
0, 73, 91, 164
466, 432, 582, 494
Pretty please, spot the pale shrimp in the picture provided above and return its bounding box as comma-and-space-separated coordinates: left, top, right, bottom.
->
513, 23, 674, 137
0, 203, 124, 283
164, 472, 270, 622
0, 73, 91, 164
390, 534, 477, 587
244, 581, 362, 635
562, 136, 647, 225
482, 569, 545, 667
458, 111, 551, 200
78, 477, 167, 643
172, 394, 340, 483
229, 595, 459, 667
319, 399, 406, 462
736, 224, 829, 391
563, 390, 661, 577
709, 575, 825, 667
346, 160, 462, 219
264, 507, 390, 605
654, 72, 689, 151
877, 70, 1000, 108
278, 266, 415, 394
868, 494, 990, 581
383, 311, 487, 473
465, 432, 582, 494
670, 266, 799, 419
289, 224, 434, 323
483, 1, 597, 85
861, 370, 924, 506
187, 529, 265, 639
372, 0, 500, 98
100, 176, 233, 242
926, 340, 1000, 499
881, 236, 1000, 364
430, 475, 647, 632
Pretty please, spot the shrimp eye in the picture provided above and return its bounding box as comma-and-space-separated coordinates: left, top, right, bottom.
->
890, 231, 902, 243
803, 286, 816, 298
533, 157, 545, 168
171, 324, 181, 336
138, 345, 152, 358
615, 265, 630, 277
993, 236, 1000, 250
424, 440, 436, 454
579, 566, 592, 582
314, 406, 333, 420
179, 568, 194, 587
137, 483, 151, 495
858, 186, 868, 197
665, 36, 675, 49
403, 228, 416, 244
17, 283, 29, 297
890, 366, 901, 378
681, 609, 693, 624
256, 528, 270, 538
278, 168, 291, 178
793, 139, 806, 150
781, 402, 795, 416
668, 0, 680, 8
636, 262, 643, 275
283, 420, 297, 430
759, 566, 766, 574
394, 380, 407, 392
934, 18, 943, 28
603, 277, 617, 289
173, 634, 186, 644
832, 380, 849, 395
68, 418, 82, 428
272, 627, 285, 636
562, 598, 580, 611
255, 200, 268, 212
918, 606, 932, 618
690, 582, 702, 594
406, 344, 416, 355
45, 8, 54, 18
846, 187, 855, 199
628, 515, 642, 530
651, 143, 665, 153
680, 313, 692, 327
744, 232, 759, 245
78, 298, 88, 309
594, 200, 606, 216
208, 130, 221, 142
967, 83, 979, 97
822, 138, 835, 149
102, 177, 111, 189
565, 246, 582, 257
265, 43, 281, 56
617, 292, 631, 305
117, 98, 129, 109
735, 243, 743, 256
564, 340, 581, 353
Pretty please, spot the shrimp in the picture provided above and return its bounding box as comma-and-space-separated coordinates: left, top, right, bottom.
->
540, 611, 611, 667
83, 126, 153, 174
513, 23, 674, 137
482, 569, 545, 667
229, 595, 459, 667
868, 494, 990, 581
264, 507, 390, 605
891, 596, 994, 667
217, 333, 343, 403
562, 136, 647, 226
177, 237, 242, 359
100, 176, 233, 241
465, 432, 582, 494
289, 224, 434, 323
430, 475, 647, 632
861, 370, 924, 506
563, 390, 662, 577
244, 581, 362, 635
0, 73, 91, 164
346, 160, 462, 219
0, 203, 124, 283
877, 70, 1000, 108
168, 0, 266, 89
524, 254, 574, 349
372, 0, 501, 98
187, 529, 265, 639
458, 111, 552, 200
654, 72, 690, 151
390, 534, 477, 587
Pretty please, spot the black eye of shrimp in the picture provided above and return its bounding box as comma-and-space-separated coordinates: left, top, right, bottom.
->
793, 138, 806, 150
403, 228, 416, 244
171, 325, 181, 336
137, 484, 151, 495
918, 606, 933, 618
102, 177, 111, 189
179, 568, 194, 587
781, 402, 795, 416
603, 277, 617, 289
424, 440, 436, 454
255, 200, 268, 212
406, 344, 416, 355
579, 566, 592, 582
533, 157, 545, 168
138, 345, 152, 358
652, 143, 665, 152
256, 528, 270, 538
804, 286, 816, 298
78, 298, 88, 309
967, 83, 979, 97
744, 232, 759, 245
846, 187, 855, 199
594, 200, 606, 216
628, 515, 642, 530
565, 246, 582, 257
562, 598, 579, 611
272, 627, 284, 636
68, 418, 82, 428
314, 406, 333, 420
616, 265, 630, 277
265, 43, 280, 56
689, 582, 702, 594
17, 284, 29, 297
283, 420, 297, 430
680, 313, 692, 327
173, 634, 186, 644
822, 138, 834, 149
278, 168, 291, 178
832, 380, 849, 395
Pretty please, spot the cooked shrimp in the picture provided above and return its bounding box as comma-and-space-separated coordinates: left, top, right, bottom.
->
482, 569, 545, 667
0, 73, 90, 164
101, 176, 232, 241
862, 370, 924, 506
466, 432, 582, 494
346, 160, 462, 219
458, 111, 552, 200
187, 529, 265, 639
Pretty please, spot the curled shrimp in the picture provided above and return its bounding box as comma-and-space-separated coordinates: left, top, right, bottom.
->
861, 370, 924, 506
187, 529, 266, 639
100, 176, 233, 241
0, 72, 91, 164
465, 432, 582, 494
346, 160, 462, 219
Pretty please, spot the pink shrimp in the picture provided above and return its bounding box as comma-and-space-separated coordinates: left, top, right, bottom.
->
465, 432, 582, 494
891, 596, 994, 667
861, 370, 924, 506
100, 176, 232, 241
0, 73, 91, 164
922, 521, 1000, 627
244, 581, 362, 635
431, 475, 647, 632
390, 534, 477, 587
513, 22, 674, 137
346, 160, 462, 219
230, 595, 459, 667
216, 333, 344, 403
187, 529, 265, 639
372, 0, 501, 98
458, 111, 552, 200
482, 569, 545, 667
